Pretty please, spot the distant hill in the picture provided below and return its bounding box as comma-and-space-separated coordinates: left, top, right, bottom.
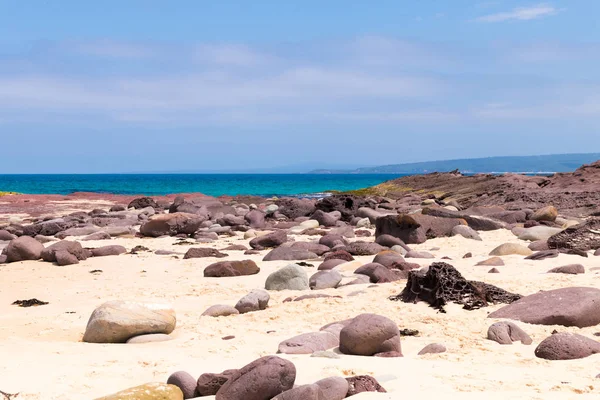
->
308, 153, 600, 174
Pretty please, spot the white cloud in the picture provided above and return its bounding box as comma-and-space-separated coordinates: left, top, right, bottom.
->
476, 3, 561, 22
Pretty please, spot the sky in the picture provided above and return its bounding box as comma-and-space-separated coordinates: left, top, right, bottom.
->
0, 0, 599, 173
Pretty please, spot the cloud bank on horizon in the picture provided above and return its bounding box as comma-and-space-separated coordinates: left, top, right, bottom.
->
0, 0, 598, 173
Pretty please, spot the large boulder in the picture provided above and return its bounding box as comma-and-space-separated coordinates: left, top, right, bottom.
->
372, 250, 405, 268
5, 236, 44, 262
83, 301, 176, 343
41, 240, 89, 262
375, 214, 465, 244
547, 264, 585, 275
204, 260, 259, 277
517, 226, 563, 242
314, 195, 371, 221
535, 332, 600, 360
95, 383, 183, 400
339, 313, 401, 356
265, 264, 309, 291
354, 263, 403, 283
547, 218, 600, 251
375, 234, 410, 250
311, 210, 340, 227
140, 213, 206, 237
278, 331, 339, 354
215, 356, 296, 400
273, 385, 322, 400
314, 377, 348, 400
249, 230, 288, 250
488, 287, 600, 328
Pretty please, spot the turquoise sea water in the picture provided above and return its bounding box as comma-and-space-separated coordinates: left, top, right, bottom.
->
0, 174, 406, 197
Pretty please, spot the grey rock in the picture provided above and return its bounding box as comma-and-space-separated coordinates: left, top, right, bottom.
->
487, 321, 532, 345
235, 289, 270, 314
265, 264, 309, 291
309, 270, 342, 289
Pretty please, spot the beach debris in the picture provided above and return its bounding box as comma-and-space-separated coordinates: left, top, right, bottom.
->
12, 299, 48, 307
89, 269, 103, 274
0, 390, 19, 399
129, 245, 149, 254
399, 329, 419, 336
548, 217, 600, 252
390, 262, 521, 312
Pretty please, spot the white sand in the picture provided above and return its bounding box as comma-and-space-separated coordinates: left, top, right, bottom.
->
1, 229, 600, 399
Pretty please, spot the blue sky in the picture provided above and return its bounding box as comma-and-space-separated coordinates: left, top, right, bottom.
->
0, 1, 599, 173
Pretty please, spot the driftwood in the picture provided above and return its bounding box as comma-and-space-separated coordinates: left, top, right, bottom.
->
390, 262, 521, 312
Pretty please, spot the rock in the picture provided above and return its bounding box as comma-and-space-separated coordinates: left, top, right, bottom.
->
0, 255, 6, 264
339, 313, 401, 356
525, 250, 560, 260
528, 240, 550, 251
265, 264, 309, 291
487, 321, 532, 345
215, 356, 296, 400
547, 218, 600, 252
5, 236, 45, 262
95, 383, 183, 400
183, 247, 228, 259
535, 332, 600, 360
345, 241, 386, 256
548, 264, 585, 274
405, 250, 435, 259
42, 240, 88, 262
375, 214, 465, 244
202, 305, 240, 317
357, 207, 387, 224
451, 225, 482, 241
323, 249, 354, 262
140, 213, 206, 237
319, 234, 348, 248
91, 245, 127, 257
418, 343, 447, 355
249, 230, 288, 250
311, 210, 340, 227
235, 289, 270, 314
595, 249, 600, 256
110, 204, 126, 212
167, 371, 197, 399
0, 230, 17, 241
422, 207, 506, 231
530, 206, 558, 222
345, 375, 387, 396
488, 268, 500, 273
372, 250, 405, 268
309, 270, 342, 289
82, 231, 112, 241
55, 225, 101, 239
243, 210, 266, 229
272, 384, 322, 400
476, 257, 504, 266
488, 287, 600, 328
126, 333, 173, 344
354, 263, 402, 283
356, 217, 371, 228
204, 260, 259, 277
82, 301, 176, 343
197, 370, 238, 396
55, 250, 79, 266
375, 234, 410, 250
318, 259, 346, 270
314, 377, 348, 400
278, 331, 339, 354
290, 241, 330, 256
128, 197, 159, 210
292, 293, 339, 302
275, 198, 316, 219
315, 194, 371, 221
518, 226, 562, 242
489, 243, 533, 256
262, 247, 318, 262
34, 235, 56, 244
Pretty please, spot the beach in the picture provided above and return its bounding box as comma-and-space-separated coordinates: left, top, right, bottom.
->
1, 187, 600, 399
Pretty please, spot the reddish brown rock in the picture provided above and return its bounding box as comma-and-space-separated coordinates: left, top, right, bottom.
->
197, 369, 238, 396
339, 313, 401, 356
183, 247, 228, 259
418, 343, 447, 355
204, 260, 259, 277
535, 332, 600, 360
375, 213, 465, 244
488, 287, 600, 328
345, 375, 386, 396
487, 321, 532, 345
5, 236, 45, 263
547, 264, 585, 274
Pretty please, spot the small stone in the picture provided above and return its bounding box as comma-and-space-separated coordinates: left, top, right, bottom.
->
235, 289, 270, 314
418, 343, 447, 355
310, 351, 340, 359
126, 333, 173, 344
345, 375, 386, 396
487, 321, 532, 345
167, 371, 197, 399
202, 304, 240, 317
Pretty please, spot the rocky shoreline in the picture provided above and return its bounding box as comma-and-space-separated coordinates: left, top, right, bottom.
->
1, 165, 600, 399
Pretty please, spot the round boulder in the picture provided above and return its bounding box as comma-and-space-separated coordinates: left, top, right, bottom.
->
5, 236, 45, 263
339, 313, 401, 356
535, 332, 600, 360
265, 264, 309, 291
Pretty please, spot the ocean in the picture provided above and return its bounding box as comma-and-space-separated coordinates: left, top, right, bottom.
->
0, 174, 406, 197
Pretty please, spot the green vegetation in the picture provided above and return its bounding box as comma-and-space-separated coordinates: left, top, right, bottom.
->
0, 191, 20, 196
